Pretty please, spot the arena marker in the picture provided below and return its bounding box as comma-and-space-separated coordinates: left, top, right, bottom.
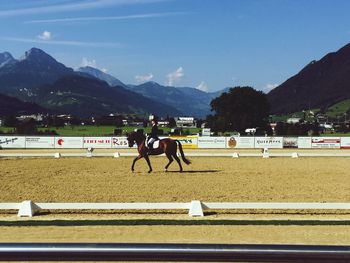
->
232, 152, 239, 158
262, 148, 269, 158
189, 200, 204, 217
113, 152, 120, 158
291, 152, 299, 158
54, 153, 61, 158
18, 200, 41, 217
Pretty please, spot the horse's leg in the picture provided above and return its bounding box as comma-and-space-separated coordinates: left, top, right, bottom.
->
144, 154, 153, 173
173, 154, 183, 173
164, 153, 173, 172
131, 155, 142, 172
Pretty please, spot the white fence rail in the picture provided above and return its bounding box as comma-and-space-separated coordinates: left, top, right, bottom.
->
2, 151, 350, 159
1, 200, 350, 217
1, 135, 350, 149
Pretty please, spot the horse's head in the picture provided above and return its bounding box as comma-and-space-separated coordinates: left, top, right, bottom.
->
126, 132, 135, 147
126, 131, 145, 147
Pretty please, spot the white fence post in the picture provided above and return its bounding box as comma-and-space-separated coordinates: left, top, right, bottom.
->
188, 200, 204, 217
18, 200, 41, 217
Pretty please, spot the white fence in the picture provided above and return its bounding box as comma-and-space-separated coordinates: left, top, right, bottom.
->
2, 151, 350, 159
1, 200, 350, 217
2, 135, 350, 149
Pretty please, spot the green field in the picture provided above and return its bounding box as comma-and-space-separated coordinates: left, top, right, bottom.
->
325, 99, 350, 119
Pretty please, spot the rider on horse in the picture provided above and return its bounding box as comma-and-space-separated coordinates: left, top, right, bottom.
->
147, 118, 159, 151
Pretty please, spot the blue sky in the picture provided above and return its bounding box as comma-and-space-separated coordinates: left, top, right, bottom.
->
1, 0, 350, 92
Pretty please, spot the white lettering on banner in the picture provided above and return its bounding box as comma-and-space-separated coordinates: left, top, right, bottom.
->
255, 137, 283, 148
83, 137, 112, 148
25, 137, 55, 148
311, 137, 340, 148
0, 136, 26, 148
283, 137, 298, 148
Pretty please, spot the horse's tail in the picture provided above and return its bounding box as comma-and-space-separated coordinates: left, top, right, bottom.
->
175, 140, 191, 165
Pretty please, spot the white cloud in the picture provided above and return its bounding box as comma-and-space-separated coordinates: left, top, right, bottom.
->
2, 36, 122, 48
196, 81, 209, 92
37, 31, 52, 41
0, 0, 170, 17
262, 83, 279, 93
26, 12, 189, 24
80, 57, 97, 68
166, 67, 184, 86
135, 73, 154, 83
101, 68, 108, 73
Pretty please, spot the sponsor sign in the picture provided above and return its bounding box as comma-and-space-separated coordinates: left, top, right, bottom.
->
255, 137, 283, 148
198, 137, 226, 148
297, 137, 312, 148
55, 137, 83, 149
83, 137, 112, 148
226, 137, 255, 148
170, 136, 198, 149
311, 137, 340, 148
341, 137, 350, 149
112, 137, 133, 148
25, 137, 55, 148
0, 136, 26, 148
283, 137, 298, 148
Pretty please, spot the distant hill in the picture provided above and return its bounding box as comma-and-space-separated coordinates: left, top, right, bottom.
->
31, 75, 181, 117
0, 48, 73, 99
268, 43, 350, 114
125, 82, 230, 118
77, 66, 128, 88
0, 52, 17, 67
0, 93, 47, 116
0, 48, 181, 117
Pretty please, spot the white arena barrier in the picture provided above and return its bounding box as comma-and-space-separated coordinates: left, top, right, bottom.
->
2, 151, 350, 158
1, 200, 350, 217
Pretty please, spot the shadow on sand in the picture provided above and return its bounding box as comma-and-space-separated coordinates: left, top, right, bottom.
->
168, 170, 221, 173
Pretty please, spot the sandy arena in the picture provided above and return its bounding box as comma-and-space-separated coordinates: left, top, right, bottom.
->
0, 151, 350, 245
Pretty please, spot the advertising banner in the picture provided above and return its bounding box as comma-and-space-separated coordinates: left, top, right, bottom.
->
112, 137, 133, 148
0, 136, 26, 148
169, 136, 198, 149
55, 137, 84, 149
283, 137, 298, 148
198, 137, 226, 148
254, 137, 283, 148
83, 137, 112, 148
340, 137, 350, 149
226, 136, 255, 148
25, 137, 55, 148
311, 137, 340, 148
298, 137, 312, 148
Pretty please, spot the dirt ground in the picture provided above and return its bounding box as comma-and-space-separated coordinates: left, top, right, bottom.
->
0, 154, 350, 245
1, 225, 350, 245
0, 156, 349, 202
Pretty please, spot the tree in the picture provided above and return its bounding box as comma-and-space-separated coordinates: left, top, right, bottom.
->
207, 86, 270, 133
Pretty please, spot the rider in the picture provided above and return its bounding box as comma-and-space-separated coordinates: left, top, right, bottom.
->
147, 118, 159, 151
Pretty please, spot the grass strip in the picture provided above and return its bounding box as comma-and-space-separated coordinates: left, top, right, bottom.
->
0, 219, 350, 227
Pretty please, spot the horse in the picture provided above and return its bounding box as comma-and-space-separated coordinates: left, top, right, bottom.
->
126, 131, 191, 173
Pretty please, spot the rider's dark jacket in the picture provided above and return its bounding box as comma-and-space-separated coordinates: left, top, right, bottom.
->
150, 125, 159, 140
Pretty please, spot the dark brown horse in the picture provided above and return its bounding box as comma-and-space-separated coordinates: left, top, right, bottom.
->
126, 131, 191, 173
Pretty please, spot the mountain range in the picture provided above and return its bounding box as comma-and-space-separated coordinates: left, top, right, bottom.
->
268, 43, 350, 115
3, 43, 350, 119
0, 47, 229, 118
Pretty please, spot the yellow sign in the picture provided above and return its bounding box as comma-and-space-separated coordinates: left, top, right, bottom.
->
170, 136, 198, 149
